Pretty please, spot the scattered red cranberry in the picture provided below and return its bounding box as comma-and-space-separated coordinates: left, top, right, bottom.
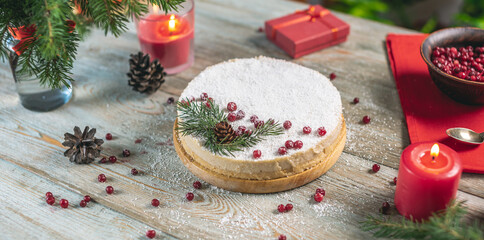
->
314, 193, 324, 202
205, 101, 211, 109
105, 133, 113, 140
190, 96, 196, 102
131, 168, 139, 175
380, 201, 391, 215
236, 110, 245, 119
79, 200, 87, 208
180, 100, 190, 107
106, 186, 114, 194
283, 120, 292, 130
186, 192, 194, 201
250, 115, 258, 123
294, 140, 303, 149
84, 195, 91, 202
278, 147, 287, 155
317, 127, 327, 137
254, 120, 264, 128
279, 234, 287, 240
372, 164, 381, 173
99, 157, 108, 163
353, 97, 359, 104
228, 112, 237, 122
46, 196, 55, 205
167, 97, 175, 104
303, 126, 312, 134
135, 138, 143, 144
285, 140, 294, 149
329, 72, 337, 80
285, 203, 293, 212
45, 192, 53, 198
235, 129, 244, 136
151, 198, 160, 207
277, 204, 285, 213
257, 27, 264, 32
109, 156, 117, 163
59, 199, 69, 208
362, 116, 371, 124
227, 102, 237, 112
193, 181, 202, 189
315, 188, 326, 196
431, 46, 484, 82
98, 174, 107, 183
245, 129, 253, 136
122, 149, 131, 157
238, 126, 247, 133
267, 118, 275, 125
253, 150, 261, 159
146, 230, 156, 239
393, 177, 397, 185
200, 92, 208, 101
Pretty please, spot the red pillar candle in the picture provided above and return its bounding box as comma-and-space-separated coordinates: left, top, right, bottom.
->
135, 2, 194, 74
395, 142, 462, 221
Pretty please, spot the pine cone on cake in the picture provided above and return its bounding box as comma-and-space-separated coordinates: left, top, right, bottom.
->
62, 126, 104, 164
214, 121, 237, 144
127, 52, 166, 94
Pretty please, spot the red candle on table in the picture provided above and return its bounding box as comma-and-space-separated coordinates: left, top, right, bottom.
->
395, 142, 462, 221
136, 3, 194, 74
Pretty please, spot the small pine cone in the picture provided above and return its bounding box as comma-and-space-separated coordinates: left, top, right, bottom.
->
62, 126, 104, 164
214, 121, 237, 144
127, 52, 166, 94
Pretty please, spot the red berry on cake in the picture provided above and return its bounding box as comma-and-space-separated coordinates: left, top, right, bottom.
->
46, 196, 55, 205
146, 230, 156, 239
278, 147, 287, 155
353, 97, 359, 104
294, 140, 303, 149
106, 186, 114, 194
363, 115, 371, 124
186, 192, 194, 201
317, 127, 327, 137
315, 188, 326, 196
267, 118, 275, 125
303, 126, 311, 134
253, 150, 261, 159
372, 164, 380, 173
105, 133, 113, 140
254, 120, 264, 128
151, 198, 160, 207
205, 101, 212, 109
79, 200, 87, 208
200, 92, 208, 101
329, 72, 337, 80
283, 120, 292, 130
285, 140, 294, 149
250, 115, 258, 123
235, 129, 244, 136
277, 204, 285, 213
45, 192, 53, 199
236, 110, 245, 119
279, 234, 287, 240
228, 112, 237, 122
227, 102, 237, 112
59, 199, 69, 208
180, 100, 190, 106
98, 174, 107, 182
285, 203, 293, 212
238, 126, 247, 133
109, 156, 117, 163
245, 129, 253, 136
193, 181, 202, 189
314, 193, 324, 202
84, 195, 91, 202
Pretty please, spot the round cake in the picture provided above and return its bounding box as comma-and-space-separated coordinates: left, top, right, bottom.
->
174, 56, 346, 193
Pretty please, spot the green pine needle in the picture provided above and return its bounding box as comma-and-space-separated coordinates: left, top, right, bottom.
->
362, 201, 484, 240
176, 98, 284, 157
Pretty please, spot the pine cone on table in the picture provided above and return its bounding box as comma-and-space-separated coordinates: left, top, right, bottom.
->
62, 126, 104, 164
127, 52, 166, 94
214, 121, 237, 144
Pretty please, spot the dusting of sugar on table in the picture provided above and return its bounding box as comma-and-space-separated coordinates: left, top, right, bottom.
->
180, 56, 342, 160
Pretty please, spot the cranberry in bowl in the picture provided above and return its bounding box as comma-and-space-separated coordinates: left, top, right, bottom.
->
421, 27, 484, 105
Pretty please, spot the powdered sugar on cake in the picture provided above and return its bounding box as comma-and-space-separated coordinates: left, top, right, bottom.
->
180, 56, 342, 160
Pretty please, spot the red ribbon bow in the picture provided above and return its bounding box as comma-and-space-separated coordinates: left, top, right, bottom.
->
271, 6, 332, 39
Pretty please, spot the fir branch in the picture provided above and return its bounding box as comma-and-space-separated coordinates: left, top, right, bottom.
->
176, 98, 284, 156
362, 201, 484, 240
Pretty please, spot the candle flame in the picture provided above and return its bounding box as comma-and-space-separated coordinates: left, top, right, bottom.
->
152, 4, 159, 14
169, 14, 176, 31
430, 143, 439, 159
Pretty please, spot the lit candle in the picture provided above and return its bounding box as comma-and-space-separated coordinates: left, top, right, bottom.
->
135, 2, 194, 74
394, 142, 462, 221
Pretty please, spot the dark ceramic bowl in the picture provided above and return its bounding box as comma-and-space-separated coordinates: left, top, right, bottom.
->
421, 27, 484, 105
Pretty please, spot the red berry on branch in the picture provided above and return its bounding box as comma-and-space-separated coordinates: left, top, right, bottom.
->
79, 200, 87, 208
98, 174, 107, 183
193, 181, 202, 189
205, 101, 211, 109
106, 186, 114, 194
283, 120, 292, 130
59, 199, 69, 208
254, 120, 264, 128
253, 150, 261, 159
146, 230, 156, 239
186, 192, 194, 201
46, 196, 55, 205
151, 198, 160, 207
227, 102, 237, 112
277, 204, 285, 213
105, 133, 113, 140
372, 164, 380, 173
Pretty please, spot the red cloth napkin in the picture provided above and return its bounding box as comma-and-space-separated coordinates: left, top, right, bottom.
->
386, 33, 484, 174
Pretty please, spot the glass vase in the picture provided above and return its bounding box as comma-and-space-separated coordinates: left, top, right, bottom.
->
7, 49, 72, 112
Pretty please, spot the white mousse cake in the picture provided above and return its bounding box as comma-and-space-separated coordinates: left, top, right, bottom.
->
176, 56, 344, 181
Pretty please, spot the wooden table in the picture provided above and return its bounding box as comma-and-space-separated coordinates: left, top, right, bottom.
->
1, 0, 483, 239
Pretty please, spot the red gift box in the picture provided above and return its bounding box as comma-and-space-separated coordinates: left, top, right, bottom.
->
265, 5, 350, 58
